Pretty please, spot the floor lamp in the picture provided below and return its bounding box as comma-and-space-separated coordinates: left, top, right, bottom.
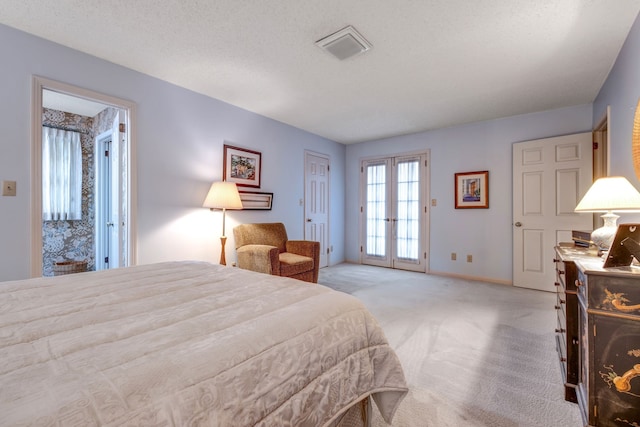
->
203, 181, 243, 265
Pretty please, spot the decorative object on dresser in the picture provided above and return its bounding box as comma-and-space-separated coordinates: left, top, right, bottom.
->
203, 181, 243, 265
574, 176, 640, 251
603, 224, 640, 268
555, 246, 640, 426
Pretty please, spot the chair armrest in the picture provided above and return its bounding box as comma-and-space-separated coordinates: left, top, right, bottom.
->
236, 244, 280, 275
286, 240, 320, 261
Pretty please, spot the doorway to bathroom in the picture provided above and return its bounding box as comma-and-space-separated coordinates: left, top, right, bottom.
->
31, 76, 137, 277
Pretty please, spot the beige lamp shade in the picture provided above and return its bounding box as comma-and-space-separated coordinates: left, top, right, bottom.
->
202, 181, 243, 210
574, 176, 640, 250
574, 176, 640, 212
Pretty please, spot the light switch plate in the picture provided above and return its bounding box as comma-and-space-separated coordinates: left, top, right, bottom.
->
2, 180, 16, 196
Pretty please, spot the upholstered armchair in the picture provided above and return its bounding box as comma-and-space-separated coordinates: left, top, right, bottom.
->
233, 222, 320, 283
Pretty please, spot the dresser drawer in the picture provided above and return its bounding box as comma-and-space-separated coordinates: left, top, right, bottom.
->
581, 269, 640, 320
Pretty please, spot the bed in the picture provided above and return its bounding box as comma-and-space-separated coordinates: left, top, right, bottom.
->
0, 261, 407, 426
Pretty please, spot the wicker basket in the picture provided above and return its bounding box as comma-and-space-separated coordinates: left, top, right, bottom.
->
53, 260, 88, 276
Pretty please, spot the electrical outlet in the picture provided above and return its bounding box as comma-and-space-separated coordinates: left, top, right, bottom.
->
467, 254, 473, 263
451, 252, 456, 261
2, 180, 16, 196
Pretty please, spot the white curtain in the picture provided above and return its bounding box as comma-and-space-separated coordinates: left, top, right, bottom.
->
42, 127, 82, 221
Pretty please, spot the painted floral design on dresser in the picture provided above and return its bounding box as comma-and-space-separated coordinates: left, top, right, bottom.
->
42, 107, 118, 276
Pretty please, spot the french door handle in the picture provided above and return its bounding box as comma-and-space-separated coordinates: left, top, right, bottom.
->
392, 218, 398, 222
384, 218, 390, 222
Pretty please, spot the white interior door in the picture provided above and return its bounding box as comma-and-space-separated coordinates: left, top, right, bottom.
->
361, 153, 428, 272
304, 152, 329, 268
108, 112, 122, 268
512, 133, 593, 291
95, 131, 111, 270
95, 112, 126, 270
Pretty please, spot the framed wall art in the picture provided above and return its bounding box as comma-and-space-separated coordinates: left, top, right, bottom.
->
239, 191, 273, 210
223, 144, 262, 188
455, 170, 489, 209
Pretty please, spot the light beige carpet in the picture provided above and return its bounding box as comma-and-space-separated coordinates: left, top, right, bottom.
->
318, 263, 583, 427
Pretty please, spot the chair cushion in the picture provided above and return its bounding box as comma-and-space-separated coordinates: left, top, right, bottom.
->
279, 252, 314, 277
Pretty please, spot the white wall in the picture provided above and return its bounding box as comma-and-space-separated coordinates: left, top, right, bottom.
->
0, 24, 345, 281
345, 105, 593, 283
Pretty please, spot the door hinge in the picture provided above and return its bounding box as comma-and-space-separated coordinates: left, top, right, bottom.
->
360, 246, 363, 253
593, 142, 598, 150
361, 166, 363, 173
105, 256, 109, 264
327, 165, 330, 172
119, 123, 126, 132
360, 206, 363, 213
425, 159, 428, 167
424, 252, 427, 259
326, 248, 330, 254
105, 150, 109, 157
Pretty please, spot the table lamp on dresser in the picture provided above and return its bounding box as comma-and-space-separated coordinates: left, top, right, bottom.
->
574, 176, 640, 250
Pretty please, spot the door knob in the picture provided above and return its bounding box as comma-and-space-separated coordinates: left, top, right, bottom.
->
515, 222, 522, 227
306, 218, 312, 222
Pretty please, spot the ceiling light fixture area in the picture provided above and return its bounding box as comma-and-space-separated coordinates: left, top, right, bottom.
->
315, 25, 372, 60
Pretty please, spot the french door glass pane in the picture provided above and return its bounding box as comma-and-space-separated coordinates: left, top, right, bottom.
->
366, 163, 386, 257
396, 160, 419, 260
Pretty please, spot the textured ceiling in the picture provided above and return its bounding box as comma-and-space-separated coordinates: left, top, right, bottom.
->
2, 0, 639, 144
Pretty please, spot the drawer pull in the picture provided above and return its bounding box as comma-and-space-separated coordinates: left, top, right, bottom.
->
559, 299, 566, 304
575, 279, 583, 287
555, 305, 561, 310
560, 357, 567, 362
555, 328, 565, 333
554, 282, 560, 287
553, 258, 560, 263
572, 338, 579, 345
558, 270, 565, 276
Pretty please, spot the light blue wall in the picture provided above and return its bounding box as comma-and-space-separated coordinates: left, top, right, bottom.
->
0, 24, 345, 281
345, 105, 593, 283
592, 14, 640, 229
594, 14, 640, 179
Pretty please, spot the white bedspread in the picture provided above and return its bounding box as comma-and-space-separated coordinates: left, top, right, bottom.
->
0, 261, 407, 426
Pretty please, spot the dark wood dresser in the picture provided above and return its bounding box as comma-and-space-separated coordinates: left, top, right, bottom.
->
554, 245, 585, 403
555, 246, 640, 426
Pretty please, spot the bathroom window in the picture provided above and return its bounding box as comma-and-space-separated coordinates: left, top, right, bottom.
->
42, 127, 82, 220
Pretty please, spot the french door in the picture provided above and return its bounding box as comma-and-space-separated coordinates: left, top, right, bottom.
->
361, 153, 428, 272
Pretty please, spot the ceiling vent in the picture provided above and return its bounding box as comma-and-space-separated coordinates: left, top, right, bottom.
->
315, 25, 372, 60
